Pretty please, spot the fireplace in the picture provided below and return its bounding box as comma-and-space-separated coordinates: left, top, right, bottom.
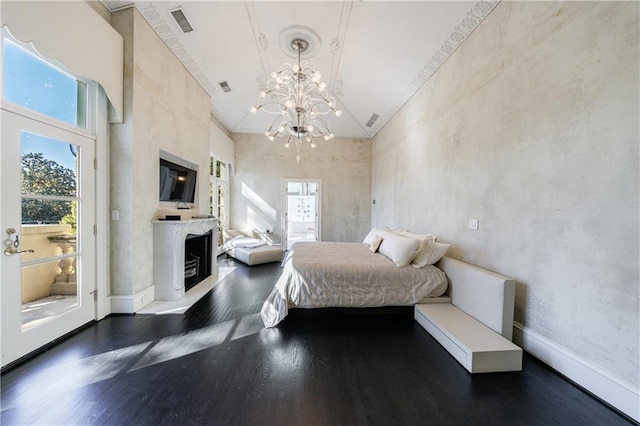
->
153, 218, 218, 301
184, 230, 212, 292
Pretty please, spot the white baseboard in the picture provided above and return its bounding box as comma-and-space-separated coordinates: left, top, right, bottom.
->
109, 285, 155, 314
98, 299, 111, 320
513, 322, 639, 422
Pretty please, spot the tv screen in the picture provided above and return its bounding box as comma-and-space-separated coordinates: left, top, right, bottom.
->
159, 158, 197, 203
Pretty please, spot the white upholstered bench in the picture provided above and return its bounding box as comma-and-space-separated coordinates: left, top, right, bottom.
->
223, 229, 284, 266
226, 244, 284, 266
415, 257, 522, 373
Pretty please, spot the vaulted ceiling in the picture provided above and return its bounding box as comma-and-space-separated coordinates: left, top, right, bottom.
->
102, 1, 498, 138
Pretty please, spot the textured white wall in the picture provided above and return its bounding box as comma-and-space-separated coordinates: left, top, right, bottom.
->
372, 2, 638, 388
231, 133, 371, 244
110, 8, 211, 297
211, 117, 234, 168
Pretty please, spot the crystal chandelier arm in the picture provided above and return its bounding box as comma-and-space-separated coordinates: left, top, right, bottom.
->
265, 114, 283, 134
254, 101, 291, 115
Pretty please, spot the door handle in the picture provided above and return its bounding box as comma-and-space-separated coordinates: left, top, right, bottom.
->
4, 247, 35, 256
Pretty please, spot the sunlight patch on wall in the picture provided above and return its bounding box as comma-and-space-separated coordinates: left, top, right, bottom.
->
242, 182, 276, 221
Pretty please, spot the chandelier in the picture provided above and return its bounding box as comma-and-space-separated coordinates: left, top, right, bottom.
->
250, 38, 342, 161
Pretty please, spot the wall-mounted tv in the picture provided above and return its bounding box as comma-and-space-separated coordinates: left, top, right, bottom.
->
159, 158, 197, 203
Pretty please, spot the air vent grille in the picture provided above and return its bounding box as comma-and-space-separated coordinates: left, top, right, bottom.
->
169, 7, 194, 33
219, 81, 231, 93
365, 113, 380, 128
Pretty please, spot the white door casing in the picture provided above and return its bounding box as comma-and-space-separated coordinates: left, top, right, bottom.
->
282, 179, 321, 250
1, 108, 96, 367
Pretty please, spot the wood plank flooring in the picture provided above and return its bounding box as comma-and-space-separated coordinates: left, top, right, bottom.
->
1, 257, 634, 425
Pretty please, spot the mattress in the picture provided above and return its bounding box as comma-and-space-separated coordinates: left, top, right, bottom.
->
261, 242, 448, 327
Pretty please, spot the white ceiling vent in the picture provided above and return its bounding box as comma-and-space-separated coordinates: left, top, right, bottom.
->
219, 81, 232, 93
365, 114, 380, 128
168, 7, 194, 33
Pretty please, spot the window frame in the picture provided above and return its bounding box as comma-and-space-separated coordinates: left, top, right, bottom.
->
1, 33, 96, 138
210, 154, 229, 250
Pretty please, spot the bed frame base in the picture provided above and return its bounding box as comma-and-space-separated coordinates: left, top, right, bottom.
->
415, 257, 522, 373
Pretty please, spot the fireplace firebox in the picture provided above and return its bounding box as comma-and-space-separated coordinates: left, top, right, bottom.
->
184, 230, 212, 292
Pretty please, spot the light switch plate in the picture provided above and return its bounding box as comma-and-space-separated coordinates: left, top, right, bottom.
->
469, 219, 479, 230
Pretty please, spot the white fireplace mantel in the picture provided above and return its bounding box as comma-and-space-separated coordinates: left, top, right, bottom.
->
152, 218, 218, 301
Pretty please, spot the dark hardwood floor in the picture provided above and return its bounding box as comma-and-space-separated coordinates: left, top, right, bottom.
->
1, 258, 633, 426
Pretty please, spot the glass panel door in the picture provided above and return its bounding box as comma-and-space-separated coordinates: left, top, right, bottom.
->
1, 109, 96, 367
284, 180, 320, 250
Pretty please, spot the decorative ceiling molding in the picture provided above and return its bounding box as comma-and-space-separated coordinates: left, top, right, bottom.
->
128, 2, 235, 130
327, 1, 352, 97
102, 0, 501, 138
246, 1, 272, 94
366, 0, 500, 136
102, 1, 134, 13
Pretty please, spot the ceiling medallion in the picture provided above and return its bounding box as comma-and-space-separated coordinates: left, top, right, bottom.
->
250, 26, 341, 162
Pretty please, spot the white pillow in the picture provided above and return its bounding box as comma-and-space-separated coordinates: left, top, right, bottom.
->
422, 242, 451, 265
396, 230, 436, 268
365, 229, 400, 246
396, 230, 432, 240
378, 233, 421, 267
369, 235, 383, 253
363, 228, 385, 245
411, 237, 437, 268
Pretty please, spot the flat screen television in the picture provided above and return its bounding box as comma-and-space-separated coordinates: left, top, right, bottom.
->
159, 158, 197, 203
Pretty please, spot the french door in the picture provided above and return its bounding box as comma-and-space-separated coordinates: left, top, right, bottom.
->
1, 109, 96, 367
283, 179, 321, 250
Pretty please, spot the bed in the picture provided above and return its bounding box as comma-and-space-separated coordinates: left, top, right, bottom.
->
261, 241, 448, 327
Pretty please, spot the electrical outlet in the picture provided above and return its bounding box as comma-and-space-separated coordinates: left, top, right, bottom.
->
111, 210, 120, 221
469, 219, 479, 230
141, 295, 148, 304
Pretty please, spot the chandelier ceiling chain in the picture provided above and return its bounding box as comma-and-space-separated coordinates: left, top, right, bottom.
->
250, 36, 342, 162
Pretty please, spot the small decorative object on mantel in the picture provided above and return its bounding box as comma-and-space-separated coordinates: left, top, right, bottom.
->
163, 215, 181, 221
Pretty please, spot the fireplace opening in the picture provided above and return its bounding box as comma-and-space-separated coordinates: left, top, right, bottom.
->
184, 230, 212, 292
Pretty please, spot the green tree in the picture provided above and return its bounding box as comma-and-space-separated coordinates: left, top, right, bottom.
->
60, 201, 77, 234
21, 153, 76, 224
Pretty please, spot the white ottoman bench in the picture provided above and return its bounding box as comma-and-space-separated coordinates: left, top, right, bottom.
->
227, 244, 284, 266
223, 229, 284, 266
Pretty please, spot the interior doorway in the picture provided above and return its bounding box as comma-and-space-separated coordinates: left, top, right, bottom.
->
282, 179, 321, 250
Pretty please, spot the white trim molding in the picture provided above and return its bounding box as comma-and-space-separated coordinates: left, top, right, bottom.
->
513, 322, 639, 422
109, 285, 155, 314
2, 1, 124, 122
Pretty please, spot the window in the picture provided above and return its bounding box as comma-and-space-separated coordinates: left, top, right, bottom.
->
3, 38, 87, 128
210, 155, 229, 248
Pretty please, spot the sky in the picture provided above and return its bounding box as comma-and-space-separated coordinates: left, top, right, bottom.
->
4, 38, 79, 171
